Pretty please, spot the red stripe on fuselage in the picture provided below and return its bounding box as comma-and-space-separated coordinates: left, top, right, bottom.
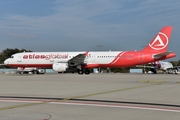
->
110, 51, 127, 65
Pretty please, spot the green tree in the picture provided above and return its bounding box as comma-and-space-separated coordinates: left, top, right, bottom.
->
177, 60, 180, 66
169, 61, 178, 66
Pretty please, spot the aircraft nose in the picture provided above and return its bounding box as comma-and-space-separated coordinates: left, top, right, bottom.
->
4, 59, 9, 65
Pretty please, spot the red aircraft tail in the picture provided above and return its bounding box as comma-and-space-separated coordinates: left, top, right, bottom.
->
142, 26, 172, 53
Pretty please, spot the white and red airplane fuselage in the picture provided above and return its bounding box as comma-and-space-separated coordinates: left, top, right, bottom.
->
4, 51, 175, 68
4, 26, 176, 74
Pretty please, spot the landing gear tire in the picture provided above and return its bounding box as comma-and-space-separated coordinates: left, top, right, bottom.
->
168, 69, 173, 74
173, 69, 178, 74
84, 69, 90, 75
20, 71, 24, 75
77, 69, 84, 75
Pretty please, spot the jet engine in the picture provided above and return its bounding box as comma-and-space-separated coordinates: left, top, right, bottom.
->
52, 63, 68, 72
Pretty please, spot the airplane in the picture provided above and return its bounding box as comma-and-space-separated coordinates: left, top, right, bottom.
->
4, 26, 176, 75
151, 61, 173, 73
150, 61, 180, 74
137, 61, 174, 74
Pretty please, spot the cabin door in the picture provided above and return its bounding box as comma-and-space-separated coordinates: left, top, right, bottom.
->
17, 54, 22, 62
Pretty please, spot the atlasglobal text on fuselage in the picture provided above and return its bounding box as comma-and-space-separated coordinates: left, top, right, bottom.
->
4, 26, 176, 75
23, 54, 69, 60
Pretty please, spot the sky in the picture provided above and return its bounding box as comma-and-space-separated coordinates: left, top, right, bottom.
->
0, 0, 180, 60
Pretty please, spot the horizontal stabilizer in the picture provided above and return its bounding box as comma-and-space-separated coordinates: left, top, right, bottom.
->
153, 51, 173, 59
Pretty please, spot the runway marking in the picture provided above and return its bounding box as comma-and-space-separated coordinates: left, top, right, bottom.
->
50, 101, 180, 113
0, 99, 180, 113
0, 102, 44, 111
0, 99, 48, 111
0, 83, 160, 111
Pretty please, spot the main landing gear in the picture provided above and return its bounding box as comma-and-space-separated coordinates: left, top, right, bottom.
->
77, 69, 90, 75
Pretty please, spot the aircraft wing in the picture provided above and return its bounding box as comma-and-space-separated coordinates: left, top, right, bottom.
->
153, 51, 173, 59
68, 52, 88, 65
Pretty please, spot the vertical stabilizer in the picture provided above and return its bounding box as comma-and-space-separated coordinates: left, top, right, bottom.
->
142, 26, 172, 53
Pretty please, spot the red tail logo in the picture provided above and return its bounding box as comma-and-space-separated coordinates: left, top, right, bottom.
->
149, 32, 168, 50
142, 26, 172, 53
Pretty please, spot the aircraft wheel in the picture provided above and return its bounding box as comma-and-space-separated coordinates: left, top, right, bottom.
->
20, 71, 24, 75
174, 69, 178, 74
78, 69, 84, 75
168, 69, 172, 74
84, 69, 90, 75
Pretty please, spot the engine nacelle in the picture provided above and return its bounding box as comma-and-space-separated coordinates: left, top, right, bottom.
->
52, 63, 68, 72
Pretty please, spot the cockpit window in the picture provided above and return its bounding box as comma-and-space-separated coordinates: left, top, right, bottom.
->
10, 56, 14, 58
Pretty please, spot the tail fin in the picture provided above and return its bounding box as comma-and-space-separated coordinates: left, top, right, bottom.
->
142, 26, 172, 53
